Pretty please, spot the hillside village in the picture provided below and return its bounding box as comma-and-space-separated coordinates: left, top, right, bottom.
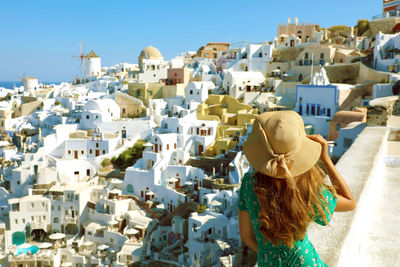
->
1, 2, 400, 266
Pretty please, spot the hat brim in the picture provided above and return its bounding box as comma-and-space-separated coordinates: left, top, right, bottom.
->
243, 111, 321, 178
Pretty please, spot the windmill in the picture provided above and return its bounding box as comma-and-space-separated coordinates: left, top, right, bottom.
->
71, 41, 86, 77
18, 71, 26, 94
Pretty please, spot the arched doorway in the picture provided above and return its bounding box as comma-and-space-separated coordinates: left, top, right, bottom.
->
31, 229, 47, 242
65, 224, 78, 235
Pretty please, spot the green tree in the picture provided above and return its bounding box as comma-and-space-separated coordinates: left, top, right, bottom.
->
101, 158, 111, 168
110, 139, 145, 170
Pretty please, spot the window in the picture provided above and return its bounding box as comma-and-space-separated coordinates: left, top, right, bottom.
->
42, 202, 45, 208
149, 91, 153, 96
174, 143, 177, 149
311, 105, 315, 116
86, 115, 90, 119
327, 108, 331, 117
102, 150, 105, 154
68, 150, 71, 155
74, 171, 79, 175
89, 149, 92, 154
190, 90, 193, 95
58, 206, 61, 211
259, 52, 262, 57
15, 219, 18, 224
31, 216, 34, 221
167, 144, 169, 150
343, 138, 353, 149
75, 195, 78, 201
43, 216, 46, 220
81, 150, 84, 155
96, 143, 99, 148
22, 219, 25, 223
87, 169, 90, 176
320, 53, 324, 59
305, 53, 309, 59
31, 203, 34, 208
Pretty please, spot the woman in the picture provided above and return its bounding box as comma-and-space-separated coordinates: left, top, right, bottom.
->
238, 111, 356, 266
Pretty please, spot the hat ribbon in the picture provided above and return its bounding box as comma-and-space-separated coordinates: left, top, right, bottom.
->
257, 122, 297, 189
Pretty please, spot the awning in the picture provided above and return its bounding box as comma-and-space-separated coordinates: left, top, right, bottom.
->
125, 228, 139, 235
49, 233, 65, 240
167, 178, 179, 183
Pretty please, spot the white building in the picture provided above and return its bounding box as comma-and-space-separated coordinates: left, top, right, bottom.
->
80, 99, 120, 130
332, 122, 366, 158
185, 82, 214, 109
374, 31, 400, 72
226, 43, 274, 74
222, 71, 265, 99
49, 183, 92, 235
61, 129, 120, 160
9, 195, 51, 237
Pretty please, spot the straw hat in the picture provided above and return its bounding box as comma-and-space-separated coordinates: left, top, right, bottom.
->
243, 111, 321, 187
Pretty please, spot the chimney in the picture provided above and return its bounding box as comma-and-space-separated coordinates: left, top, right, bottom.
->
294, 17, 298, 25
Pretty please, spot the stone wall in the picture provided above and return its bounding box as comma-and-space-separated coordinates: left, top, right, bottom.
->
359, 62, 390, 84
272, 47, 304, 62
324, 64, 359, 84
367, 95, 400, 126
368, 17, 400, 36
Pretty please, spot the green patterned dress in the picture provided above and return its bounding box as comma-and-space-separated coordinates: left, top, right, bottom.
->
238, 172, 337, 267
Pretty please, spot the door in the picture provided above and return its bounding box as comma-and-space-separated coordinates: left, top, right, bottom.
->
95, 150, 100, 157
74, 151, 78, 159
198, 145, 203, 155
290, 40, 295, 47
154, 144, 158, 153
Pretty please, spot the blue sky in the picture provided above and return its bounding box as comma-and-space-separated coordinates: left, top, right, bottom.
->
0, 0, 381, 82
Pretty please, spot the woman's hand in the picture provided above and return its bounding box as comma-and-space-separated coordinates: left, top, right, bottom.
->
307, 134, 330, 163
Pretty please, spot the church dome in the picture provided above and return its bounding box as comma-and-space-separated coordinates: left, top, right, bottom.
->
139, 46, 163, 60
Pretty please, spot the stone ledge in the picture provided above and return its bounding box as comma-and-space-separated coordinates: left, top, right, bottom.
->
308, 127, 388, 266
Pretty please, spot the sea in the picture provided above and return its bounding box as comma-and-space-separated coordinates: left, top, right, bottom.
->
0, 81, 60, 89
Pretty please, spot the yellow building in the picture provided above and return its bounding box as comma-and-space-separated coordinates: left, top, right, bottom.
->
128, 82, 164, 106
197, 95, 258, 155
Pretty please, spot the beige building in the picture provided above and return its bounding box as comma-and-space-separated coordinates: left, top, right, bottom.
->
114, 91, 145, 118
278, 17, 319, 44
195, 43, 230, 59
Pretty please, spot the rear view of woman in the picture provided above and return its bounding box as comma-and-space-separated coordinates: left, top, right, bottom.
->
239, 111, 356, 266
